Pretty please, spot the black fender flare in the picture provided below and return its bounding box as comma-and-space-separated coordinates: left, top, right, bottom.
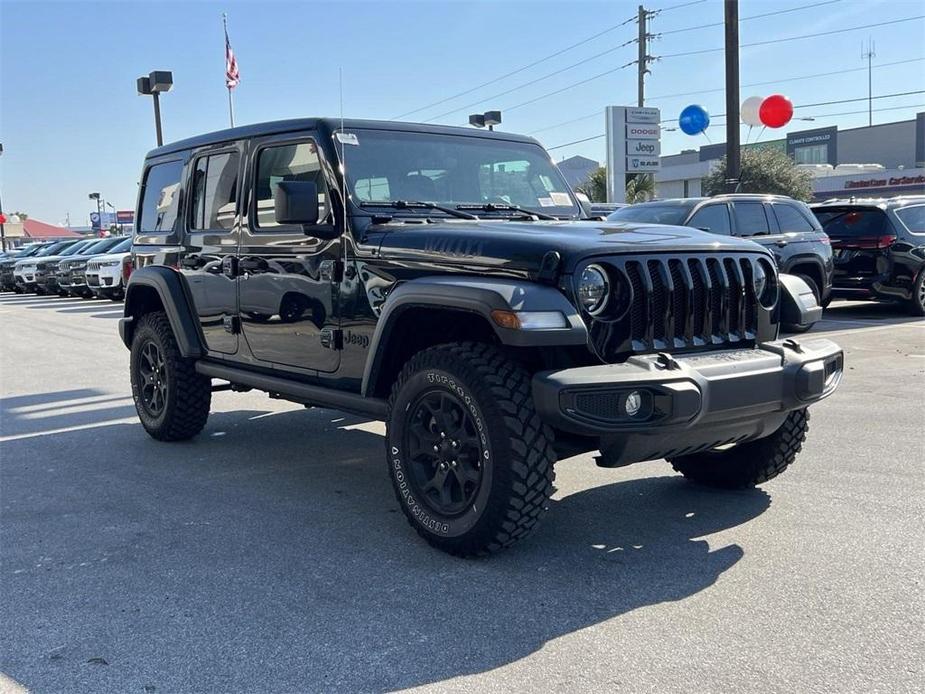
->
360, 276, 587, 397
778, 272, 822, 329
120, 266, 206, 358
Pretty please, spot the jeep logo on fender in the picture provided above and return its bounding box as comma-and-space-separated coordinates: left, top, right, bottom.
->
344, 330, 369, 349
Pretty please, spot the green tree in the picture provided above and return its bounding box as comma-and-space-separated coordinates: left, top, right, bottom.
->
625, 174, 655, 203
12, 211, 28, 220
576, 168, 656, 204
702, 147, 814, 201
576, 166, 607, 203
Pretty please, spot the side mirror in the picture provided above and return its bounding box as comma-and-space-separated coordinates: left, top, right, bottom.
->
274, 181, 319, 226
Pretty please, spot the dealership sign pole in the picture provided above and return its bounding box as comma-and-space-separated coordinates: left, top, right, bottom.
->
606, 106, 661, 203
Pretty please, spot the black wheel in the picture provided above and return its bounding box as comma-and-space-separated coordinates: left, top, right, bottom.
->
908, 269, 925, 317
669, 408, 809, 489
386, 342, 556, 557
130, 311, 211, 441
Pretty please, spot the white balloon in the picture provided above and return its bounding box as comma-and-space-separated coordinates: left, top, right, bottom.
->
741, 96, 764, 127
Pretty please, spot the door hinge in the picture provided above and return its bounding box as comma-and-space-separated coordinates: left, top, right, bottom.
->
320, 259, 344, 283
320, 327, 343, 350
223, 315, 241, 334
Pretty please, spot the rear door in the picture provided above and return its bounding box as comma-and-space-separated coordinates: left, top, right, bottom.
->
237, 133, 342, 372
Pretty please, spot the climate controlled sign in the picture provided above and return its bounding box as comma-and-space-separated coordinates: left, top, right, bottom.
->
605, 106, 661, 202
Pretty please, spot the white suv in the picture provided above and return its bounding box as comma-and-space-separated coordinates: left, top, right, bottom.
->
85, 237, 133, 300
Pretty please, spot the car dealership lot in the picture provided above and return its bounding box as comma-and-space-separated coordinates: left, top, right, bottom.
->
1, 295, 922, 693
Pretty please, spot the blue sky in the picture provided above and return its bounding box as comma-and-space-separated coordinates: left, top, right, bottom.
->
1, 0, 923, 224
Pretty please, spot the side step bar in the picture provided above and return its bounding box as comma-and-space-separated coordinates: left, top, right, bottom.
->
195, 361, 388, 420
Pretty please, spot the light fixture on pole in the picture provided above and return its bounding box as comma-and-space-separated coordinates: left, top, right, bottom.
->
88, 192, 102, 234
469, 110, 502, 131
137, 70, 173, 146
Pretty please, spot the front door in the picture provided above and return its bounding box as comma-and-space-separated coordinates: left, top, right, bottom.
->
237, 134, 341, 372
179, 145, 243, 355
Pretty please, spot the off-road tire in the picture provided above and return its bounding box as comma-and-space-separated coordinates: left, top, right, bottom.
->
386, 342, 556, 557
908, 269, 925, 317
668, 408, 810, 489
130, 311, 211, 441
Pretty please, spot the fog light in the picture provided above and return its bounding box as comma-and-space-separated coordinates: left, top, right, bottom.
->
624, 390, 642, 417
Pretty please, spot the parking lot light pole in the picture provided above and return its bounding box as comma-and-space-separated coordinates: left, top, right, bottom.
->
89, 192, 101, 233
724, 0, 740, 193
137, 71, 174, 147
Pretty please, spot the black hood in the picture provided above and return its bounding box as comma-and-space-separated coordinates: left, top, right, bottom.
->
371, 219, 771, 274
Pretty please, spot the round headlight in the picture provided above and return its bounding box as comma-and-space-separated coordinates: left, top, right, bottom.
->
578, 264, 609, 315
754, 259, 777, 308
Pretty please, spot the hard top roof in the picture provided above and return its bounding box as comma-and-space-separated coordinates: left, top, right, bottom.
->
146, 118, 540, 158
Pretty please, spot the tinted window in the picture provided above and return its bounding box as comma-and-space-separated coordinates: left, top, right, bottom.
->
139, 160, 184, 233
110, 237, 133, 253
733, 202, 770, 235
190, 151, 240, 231
813, 207, 889, 237
895, 205, 925, 234
254, 141, 329, 229
688, 204, 731, 234
608, 204, 691, 225
79, 238, 122, 255
772, 203, 815, 232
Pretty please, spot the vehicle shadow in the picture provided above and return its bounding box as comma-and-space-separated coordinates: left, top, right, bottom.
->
0, 388, 138, 439
1, 405, 770, 693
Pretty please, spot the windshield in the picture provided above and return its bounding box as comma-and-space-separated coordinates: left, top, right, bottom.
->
110, 237, 133, 253
37, 241, 75, 256
80, 237, 123, 255
343, 130, 580, 218
607, 204, 693, 225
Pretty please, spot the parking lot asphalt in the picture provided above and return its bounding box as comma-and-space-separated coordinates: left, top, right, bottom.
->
1, 293, 923, 694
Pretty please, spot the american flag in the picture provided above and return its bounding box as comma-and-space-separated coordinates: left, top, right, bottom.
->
225, 23, 239, 89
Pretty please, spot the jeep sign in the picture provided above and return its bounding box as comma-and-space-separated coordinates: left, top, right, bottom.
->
627, 139, 660, 157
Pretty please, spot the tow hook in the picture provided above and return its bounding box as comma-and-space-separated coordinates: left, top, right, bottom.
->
782, 338, 804, 354
655, 352, 682, 370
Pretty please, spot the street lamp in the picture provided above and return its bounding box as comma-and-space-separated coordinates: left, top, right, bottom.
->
137, 70, 173, 146
88, 192, 102, 234
0, 142, 6, 252
469, 110, 502, 131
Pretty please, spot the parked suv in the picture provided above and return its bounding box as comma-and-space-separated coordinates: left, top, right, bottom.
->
121, 118, 842, 556
56, 236, 128, 297
608, 194, 833, 330
85, 236, 134, 300
13, 239, 86, 293
1, 243, 48, 291
811, 196, 925, 315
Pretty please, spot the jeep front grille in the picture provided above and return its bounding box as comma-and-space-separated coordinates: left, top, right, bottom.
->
583, 253, 775, 361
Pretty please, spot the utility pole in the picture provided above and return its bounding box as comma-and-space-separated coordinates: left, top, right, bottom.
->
637, 5, 647, 107
863, 38, 875, 127
724, 0, 741, 192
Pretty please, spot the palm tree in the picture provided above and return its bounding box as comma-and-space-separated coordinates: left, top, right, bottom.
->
625, 174, 654, 203
576, 167, 607, 203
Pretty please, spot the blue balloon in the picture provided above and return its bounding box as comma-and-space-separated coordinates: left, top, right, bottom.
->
679, 104, 710, 135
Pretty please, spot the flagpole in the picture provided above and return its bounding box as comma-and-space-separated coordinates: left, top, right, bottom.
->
223, 12, 235, 128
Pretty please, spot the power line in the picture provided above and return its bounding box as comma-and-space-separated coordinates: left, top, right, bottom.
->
661, 15, 923, 59
546, 91, 925, 150
659, 0, 843, 36
422, 38, 637, 123
391, 13, 637, 120
484, 17, 924, 119
653, 0, 707, 13
529, 58, 925, 135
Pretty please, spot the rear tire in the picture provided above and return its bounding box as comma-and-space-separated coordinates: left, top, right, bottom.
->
130, 311, 211, 441
386, 342, 556, 557
669, 408, 809, 489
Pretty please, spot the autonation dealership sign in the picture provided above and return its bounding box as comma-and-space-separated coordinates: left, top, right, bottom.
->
605, 106, 661, 202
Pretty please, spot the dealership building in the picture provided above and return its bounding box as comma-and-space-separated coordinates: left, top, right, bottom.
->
654, 111, 925, 200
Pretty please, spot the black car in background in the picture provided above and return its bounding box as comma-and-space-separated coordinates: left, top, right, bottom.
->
811, 196, 925, 316
0, 243, 49, 291
608, 194, 834, 311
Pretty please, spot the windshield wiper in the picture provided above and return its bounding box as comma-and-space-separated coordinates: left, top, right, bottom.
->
360, 200, 478, 220
455, 203, 559, 221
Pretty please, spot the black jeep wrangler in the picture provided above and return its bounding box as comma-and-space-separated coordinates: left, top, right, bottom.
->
120, 118, 843, 556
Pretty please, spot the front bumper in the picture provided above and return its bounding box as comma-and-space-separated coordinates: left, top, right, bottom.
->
533, 337, 843, 465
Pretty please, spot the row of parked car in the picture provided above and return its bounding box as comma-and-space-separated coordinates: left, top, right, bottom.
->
0, 235, 134, 300
605, 194, 925, 317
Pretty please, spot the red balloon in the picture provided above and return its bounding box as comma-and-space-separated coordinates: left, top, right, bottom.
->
759, 94, 794, 128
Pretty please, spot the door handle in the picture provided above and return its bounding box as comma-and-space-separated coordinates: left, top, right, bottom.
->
775, 240, 788, 247
221, 255, 239, 278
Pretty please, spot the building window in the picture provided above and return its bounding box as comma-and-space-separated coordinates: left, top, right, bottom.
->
794, 144, 828, 164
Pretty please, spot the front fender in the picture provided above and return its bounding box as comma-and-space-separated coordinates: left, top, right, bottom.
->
120, 266, 205, 358
361, 276, 588, 396
779, 272, 823, 329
